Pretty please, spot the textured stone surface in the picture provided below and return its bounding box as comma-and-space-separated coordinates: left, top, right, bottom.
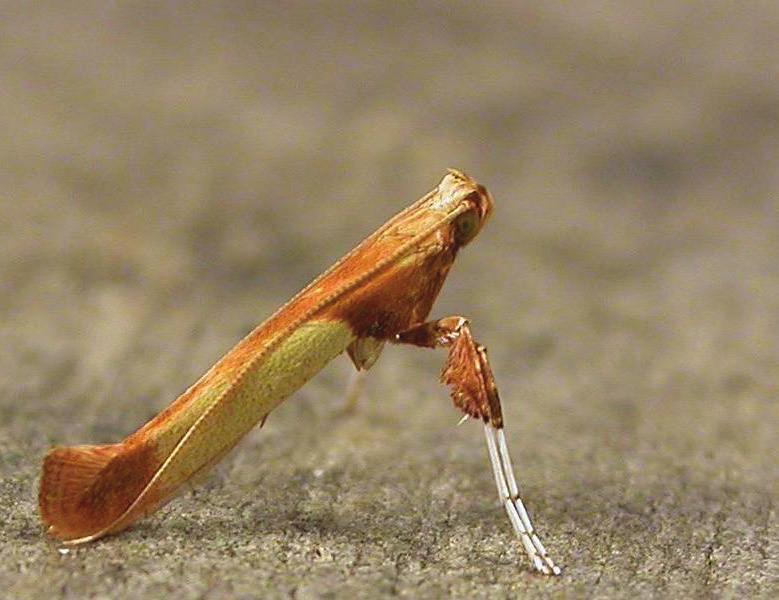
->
1, 2, 777, 598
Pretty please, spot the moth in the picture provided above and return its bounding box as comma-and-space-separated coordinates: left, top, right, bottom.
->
39, 169, 561, 575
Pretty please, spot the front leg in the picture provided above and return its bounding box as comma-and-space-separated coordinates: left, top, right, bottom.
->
395, 317, 562, 576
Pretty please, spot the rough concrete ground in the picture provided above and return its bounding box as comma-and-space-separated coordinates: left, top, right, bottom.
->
1, 2, 777, 598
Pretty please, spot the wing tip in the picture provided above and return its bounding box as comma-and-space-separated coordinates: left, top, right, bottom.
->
39, 441, 158, 542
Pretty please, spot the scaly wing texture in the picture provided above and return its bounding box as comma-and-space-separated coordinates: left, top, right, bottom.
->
40, 443, 157, 540
39, 320, 354, 543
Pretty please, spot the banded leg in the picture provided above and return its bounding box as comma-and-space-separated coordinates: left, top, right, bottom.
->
396, 317, 561, 575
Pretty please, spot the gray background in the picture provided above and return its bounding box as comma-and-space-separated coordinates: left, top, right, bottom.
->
1, 2, 776, 598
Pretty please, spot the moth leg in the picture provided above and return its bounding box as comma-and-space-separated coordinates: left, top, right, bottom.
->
341, 370, 366, 414
395, 317, 562, 575
341, 337, 384, 413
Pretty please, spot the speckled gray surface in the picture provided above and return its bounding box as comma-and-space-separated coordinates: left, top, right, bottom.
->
1, 2, 777, 598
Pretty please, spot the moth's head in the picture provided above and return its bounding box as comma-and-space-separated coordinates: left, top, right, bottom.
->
435, 169, 494, 246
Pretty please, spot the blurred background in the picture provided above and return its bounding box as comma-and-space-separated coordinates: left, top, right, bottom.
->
1, 2, 776, 598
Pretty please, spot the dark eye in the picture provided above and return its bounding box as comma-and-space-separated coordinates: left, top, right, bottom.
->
454, 209, 480, 244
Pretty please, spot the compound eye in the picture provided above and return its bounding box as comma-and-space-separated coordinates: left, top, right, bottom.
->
454, 208, 480, 245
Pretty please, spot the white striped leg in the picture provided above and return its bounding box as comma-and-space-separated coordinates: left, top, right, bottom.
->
483, 424, 561, 575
